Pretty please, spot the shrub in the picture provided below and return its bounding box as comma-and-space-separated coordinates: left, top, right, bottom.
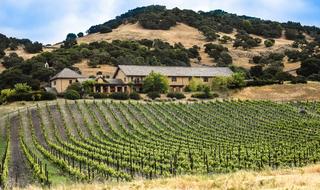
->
167, 92, 186, 99
41, 91, 57, 100
147, 91, 160, 100
109, 92, 129, 100
92, 93, 109, 99
291, 76, 307, 84
129, 92, 141, 100
264, 39, 275, 47
64, 90, 81, 100
191, 92, 218, 99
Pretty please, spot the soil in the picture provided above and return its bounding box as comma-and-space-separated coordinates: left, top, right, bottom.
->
68, 103, 90, 137
48, 105, 67, 141
30, 109, 48, 148
9, 115, 32, 188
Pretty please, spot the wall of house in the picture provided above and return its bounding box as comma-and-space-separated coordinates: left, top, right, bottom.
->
51, 78, 77, 93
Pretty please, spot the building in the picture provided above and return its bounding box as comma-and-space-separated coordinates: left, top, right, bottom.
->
114, 65, 233, 92
51, 65, 234, 94
50, 68, 86, 93
50, 68, 128, 93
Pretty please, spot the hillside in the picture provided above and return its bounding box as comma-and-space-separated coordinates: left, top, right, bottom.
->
1, 100, 320, 189
77, 22, 300, 73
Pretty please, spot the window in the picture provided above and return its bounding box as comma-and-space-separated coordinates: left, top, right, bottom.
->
69, 80, 73, 84
172, 77, 177, 82
188, 77, 192, 81
203, 77, 208, 82
53, 81, 56, 86
124, 77, 126, 82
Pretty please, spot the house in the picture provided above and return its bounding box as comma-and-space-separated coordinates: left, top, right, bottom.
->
50, 68, 86, 93
50, 68, 128, 93
51, 65, 233, 94
113, 65, 233, 92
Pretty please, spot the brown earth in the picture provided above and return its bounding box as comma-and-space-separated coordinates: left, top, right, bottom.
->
74, 60, 117, 77
9, 115, 32, 188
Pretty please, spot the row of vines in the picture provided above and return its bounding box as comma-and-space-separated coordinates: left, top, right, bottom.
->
0, 100, 319, 188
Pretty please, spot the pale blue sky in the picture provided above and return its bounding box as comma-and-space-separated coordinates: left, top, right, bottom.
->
0, 0, 319, 44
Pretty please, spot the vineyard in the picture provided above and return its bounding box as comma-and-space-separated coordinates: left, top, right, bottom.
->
0, 100, 320, 189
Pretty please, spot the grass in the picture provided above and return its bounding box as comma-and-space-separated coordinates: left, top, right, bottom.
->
232, 82, 320, 101
15, 164, 320, 190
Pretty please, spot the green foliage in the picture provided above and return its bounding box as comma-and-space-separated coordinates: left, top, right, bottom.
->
129, 91, 141, 100
297, 57, 320, 77
2, 53, 24, 68
92, 93, 109, 99
24, 41, 43, 53
100, 26, 112, 33
67, 82, 83, 95
77, 32, 84, 38
204, 43, 232, 66
185, 77, 203, 92
143, 71, 169, 93
62, 33, 77, 48
227, 73, 246, 89
166, 92, 186, 99
264, 39, 275, 47
109, 92, 129, 100
211, 76, 230, 90
147, 91, 161, 99
14, 83, 32, 94
64, 90, 81, 100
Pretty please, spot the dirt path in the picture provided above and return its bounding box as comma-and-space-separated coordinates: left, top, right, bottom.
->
68, 103, 90, 138
49, 105, 67, 141
30, 109, 48, 148
9, 115, 32, 188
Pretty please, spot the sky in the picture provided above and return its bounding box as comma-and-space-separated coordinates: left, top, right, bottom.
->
0, 0, 319, 44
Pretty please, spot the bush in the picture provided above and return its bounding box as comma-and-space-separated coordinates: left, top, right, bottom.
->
92, 93, 109, 99
129, 92, 141, 100
109, 92, 129, 100
5, 91, 56, 102
167, 92, 186, 99
41, 91, 57, 100
191, 92, 218, 99
147, 91, 161, 100
246, 79, 281, 87
291, 76, 307, 84
64, 90, 81, 100
264, 39, 275, 47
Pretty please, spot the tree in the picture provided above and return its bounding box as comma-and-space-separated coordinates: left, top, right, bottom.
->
228, 73, 246, 88
250, 65, 263, 77
14, 83, 32, 94
77, 32, 84, 38
2, 53, 24, 68
24, 42, 43, 53
211, 76, 230, 90
100, 26, 112, 33
264, 39, 275, 47
186, 77, 203, 92
63, 33, 77, 48
143, 71, 169, 93
217, 51, 233, 66
297, 57, 320, 77
64, 90, 80, 100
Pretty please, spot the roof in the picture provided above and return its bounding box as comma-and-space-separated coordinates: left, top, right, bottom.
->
117, 65, 233, 77
50, 68, 86, 81
95, 76, 125, 85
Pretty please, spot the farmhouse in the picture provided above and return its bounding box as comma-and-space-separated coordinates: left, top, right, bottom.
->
51, 65, 233, 93
114, 65, 233, 92
50, 68, 86, 93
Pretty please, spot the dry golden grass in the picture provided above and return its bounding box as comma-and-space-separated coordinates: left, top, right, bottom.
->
74, 60, 117, 77
17, 164, 320, 190
232, 82, 320, 101
0, 63, 5, 73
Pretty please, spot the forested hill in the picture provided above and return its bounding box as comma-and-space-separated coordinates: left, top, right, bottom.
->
87, 5, 320, 42
1, 5, 320, 91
